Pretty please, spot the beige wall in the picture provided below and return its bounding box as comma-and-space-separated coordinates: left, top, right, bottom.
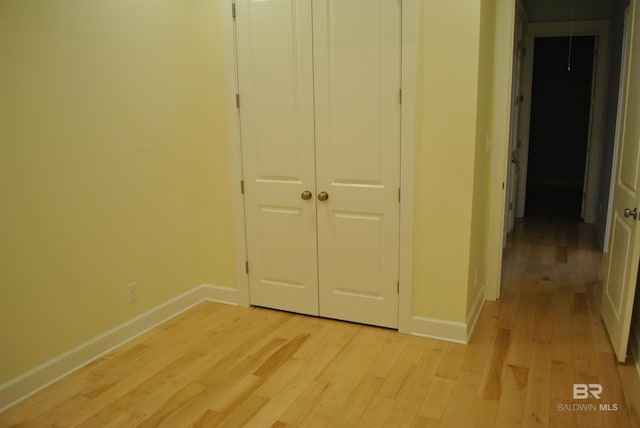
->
413, 0, 495, 322
187, 0, 237, 284
468, 0, 498, 315
1, 0, 498, 385
0, 0, 236, 383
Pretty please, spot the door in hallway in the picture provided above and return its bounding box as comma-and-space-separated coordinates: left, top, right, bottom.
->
601, 5, 639, 363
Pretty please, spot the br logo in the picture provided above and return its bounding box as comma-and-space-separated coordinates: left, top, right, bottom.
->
573, 384, 603, 399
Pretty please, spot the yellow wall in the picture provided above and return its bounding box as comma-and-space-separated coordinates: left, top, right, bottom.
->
468, 0, 498, 314
187, 0, 237, 284
413, 0, 483, 322
0, 0, 236, 383
1, 0, 498, 385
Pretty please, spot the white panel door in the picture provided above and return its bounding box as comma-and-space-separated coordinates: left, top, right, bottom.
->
601, 3, 640, 362
505, 12, 525, 245
235, 0, 319, 315
313, 0, 401, 328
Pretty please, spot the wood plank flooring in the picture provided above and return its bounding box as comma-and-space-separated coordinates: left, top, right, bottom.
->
1, 217, 640, 427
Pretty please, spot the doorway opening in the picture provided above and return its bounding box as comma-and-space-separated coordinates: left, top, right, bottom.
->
525, 35, 596, 220
487, 3, 628, 304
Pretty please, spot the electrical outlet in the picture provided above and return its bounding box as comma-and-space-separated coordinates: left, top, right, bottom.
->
127, 283, 137, 303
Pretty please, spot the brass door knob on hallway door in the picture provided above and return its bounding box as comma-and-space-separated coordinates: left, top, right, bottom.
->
624, 208, 638, 220
317, 192, 329, 201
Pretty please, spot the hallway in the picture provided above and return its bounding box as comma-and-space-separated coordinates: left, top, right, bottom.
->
497, 217, 640, 426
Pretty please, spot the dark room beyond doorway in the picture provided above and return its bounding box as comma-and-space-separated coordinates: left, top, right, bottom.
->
525, 35, 596, 220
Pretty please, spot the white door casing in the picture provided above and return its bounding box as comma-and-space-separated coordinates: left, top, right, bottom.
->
313, 0, 401, 328
505, 11, 525, 245
581, 39, 600, 219
515, 33, 534, 219
601, 1, 640, 363
235, 0, 319, 315
234, 0, 401, 328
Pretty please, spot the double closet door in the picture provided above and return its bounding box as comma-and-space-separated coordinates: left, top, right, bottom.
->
235, 0, 401, 328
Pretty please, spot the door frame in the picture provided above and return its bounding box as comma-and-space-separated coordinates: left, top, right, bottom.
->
221, 0, 418, 333
516, 21, 610, 223
486, 0, 517, 300
504, 5, 527, 246
486, 3, 610, 301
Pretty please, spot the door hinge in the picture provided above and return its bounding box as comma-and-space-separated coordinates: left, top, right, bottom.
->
399, 88, 402, 105
232, 2, 236, 20
245, 261, 249, 274
523, 47, 527, 56
240, 180, 245, 194
236, 94, 240, 108
509, 202, 513, 210
397, 280, 400, 294
398, 188, 401, 203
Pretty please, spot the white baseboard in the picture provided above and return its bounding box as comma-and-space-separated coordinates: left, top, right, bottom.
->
466, 288, 485, 342
410, 293, 486, 345
201, 283, 239, 306
411, 316, 468, 344
0, 284, 237, 412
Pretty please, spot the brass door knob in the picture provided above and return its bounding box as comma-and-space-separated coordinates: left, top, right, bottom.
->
624, 208, 638, 220
318, 192, 329, 201
301, 190, 313, 200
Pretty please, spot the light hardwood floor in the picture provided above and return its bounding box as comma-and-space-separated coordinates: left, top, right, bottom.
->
1, 218, 640, 427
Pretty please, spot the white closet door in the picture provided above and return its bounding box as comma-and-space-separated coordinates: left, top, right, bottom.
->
313, 0, 401, 328
236, 0, 319, 315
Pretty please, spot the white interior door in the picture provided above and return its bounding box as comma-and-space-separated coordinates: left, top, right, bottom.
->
312, 0, 401, 328
505, 12, 525, 245
601, 2, 640, 363
236, 0, 319, 315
